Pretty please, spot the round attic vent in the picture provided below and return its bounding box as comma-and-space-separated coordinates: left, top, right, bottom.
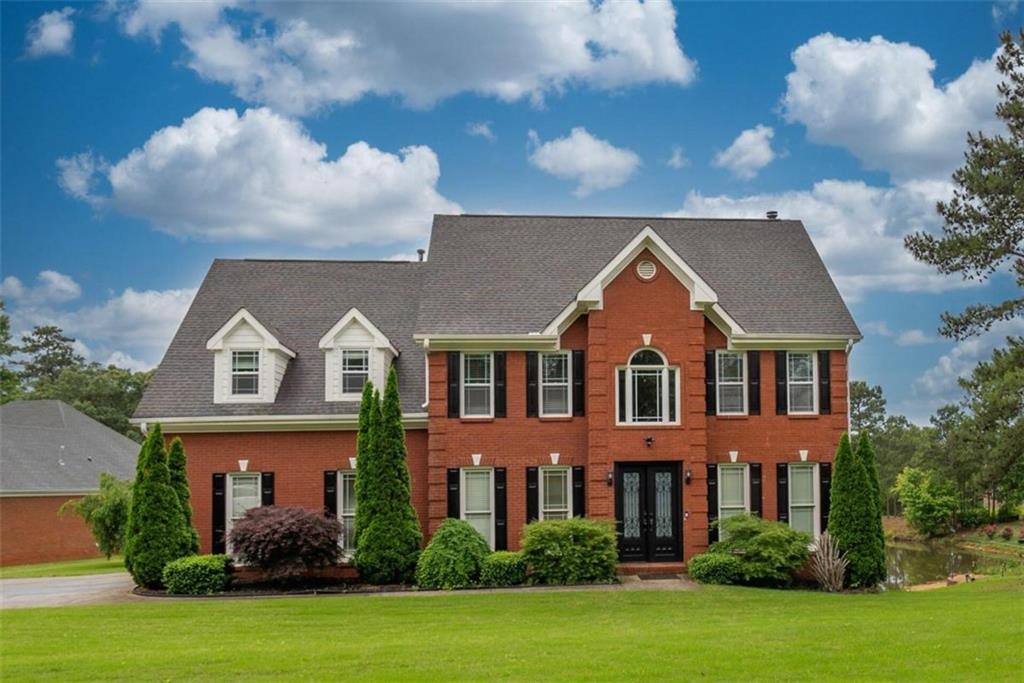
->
636, 260, 657, 280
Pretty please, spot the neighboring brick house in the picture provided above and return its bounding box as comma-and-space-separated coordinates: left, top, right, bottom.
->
134, 215, 860, 567
1, 400, 138, 565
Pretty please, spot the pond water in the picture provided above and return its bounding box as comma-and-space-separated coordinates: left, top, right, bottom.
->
884, 542, 986, 590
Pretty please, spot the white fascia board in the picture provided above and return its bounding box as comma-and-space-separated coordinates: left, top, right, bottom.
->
130, 412, 429, 433
0, 489, 100, 498
318, 307, 399, 355
412, 334, 560, 351
206, 308, 297, 358
727, 334, 861, 351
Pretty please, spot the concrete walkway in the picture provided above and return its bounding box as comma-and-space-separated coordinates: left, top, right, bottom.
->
0, 572, 137, 609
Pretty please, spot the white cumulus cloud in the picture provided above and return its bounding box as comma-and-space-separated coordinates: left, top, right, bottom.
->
114, 0, 696, 115
466, 121, 496, 142
713, 125, 777, 180
782, 33, 1002, 181
913, 317, 1024, 399
667, 145, 689, 169
528, 127, 640, 197
895, 329, 935, 347
56, 107, 461, 248
24, 7, 76, 59
1, 270, 81, 305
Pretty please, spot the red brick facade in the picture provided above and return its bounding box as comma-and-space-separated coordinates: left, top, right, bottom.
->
0, 495, 102, 566
169, 249, 848, 563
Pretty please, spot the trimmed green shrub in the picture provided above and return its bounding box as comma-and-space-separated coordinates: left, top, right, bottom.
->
687, 552, 743, 585
480, 551, 527, 587
711, 515, 811, 587
163, 554, 230, 595
228, 506, 342, 582
416, 519, 491, 589
828, 433, 886, 587
855, 432, 887, 586
59, 472, 132, 558
521, 518, 617, 585
355, 367, 423, 584
124, 425, 190, 588
956, 506, 992, 529
167, 437, 200, 555
893, 467, 957, 538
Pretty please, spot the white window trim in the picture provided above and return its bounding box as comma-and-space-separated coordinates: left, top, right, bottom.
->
460, 467, 496, 550
336, 470, 357, 556
615, 348, 681, 426
339, 348, 371, 401
715, 350, 747, 416
539, 351, 572, 418
788, 463, 821, 538
460, 352, 494, 419
717, 464, 750, 521
538, 466, 573, 520
226, 472, 262, 552
786, 351, 819, 415
230, 349, 262, 398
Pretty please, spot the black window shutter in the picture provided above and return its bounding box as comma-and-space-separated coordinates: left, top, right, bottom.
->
747, 351, 761, 415
749, 463, 763, 518
572, 465, 585, 517
324, 471, 338, 517
820, 462, 832, 532
705, 351, 717, 415
261, 472, 275, 506
572, 350, 585, 416
526, 467, 539, 522
818, 350, 831, 415
447, 352, 460, 418
777, 463, 789, 524
212, 473, 226, 554
775, 351, 788, 415
494, 467, 507, 550
617, 369, 626, 423
446, 468, 460, 519
525, 352, 539, 417
707, 463, 719, 544
494, 352, 507, 418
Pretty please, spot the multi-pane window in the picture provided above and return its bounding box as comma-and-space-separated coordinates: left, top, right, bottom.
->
462, 469, 494, 548
540, 467, 571, 520
787, 352, 816, 414
540, 352, 571, 417
231, 351, 260, 395
227, 473, 261, 546
462, 353, 493, 417
341, 349, 370, 395
617, 349, 678, 424
718, 465, 748, 539
716, 351, 746, 415
789, 464, 818, 537
338, 471, 357, 553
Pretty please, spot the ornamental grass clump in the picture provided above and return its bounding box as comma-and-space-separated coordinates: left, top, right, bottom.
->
810, 531, 850, 593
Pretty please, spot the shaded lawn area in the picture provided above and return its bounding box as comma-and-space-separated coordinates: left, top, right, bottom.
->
3, 578, 1022, 681
0, 556, 124, 580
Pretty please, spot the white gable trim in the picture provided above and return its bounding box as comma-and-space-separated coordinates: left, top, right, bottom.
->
206, 308, 296, 358
542, 226, 733, 336
318, 308, 399, 355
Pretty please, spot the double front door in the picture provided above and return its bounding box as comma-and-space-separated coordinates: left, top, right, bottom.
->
615, 463, 682, 562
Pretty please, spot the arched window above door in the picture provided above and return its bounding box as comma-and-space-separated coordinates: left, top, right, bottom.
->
617, 348, 679, 425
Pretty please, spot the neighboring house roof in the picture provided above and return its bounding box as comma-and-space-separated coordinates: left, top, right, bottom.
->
134, 259, 425, 419
0, 400, 138, 494
415, 215, 860, 337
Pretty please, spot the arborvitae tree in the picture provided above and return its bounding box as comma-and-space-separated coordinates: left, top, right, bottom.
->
855, 432, 887, 584
353, 381, 377, 542
355, 367, 422, 584
123, 424, 189, 588
827, 433, 885, 588
167, 437, 200, 555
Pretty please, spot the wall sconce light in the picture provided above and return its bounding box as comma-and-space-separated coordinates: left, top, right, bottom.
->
606, 471, 614, 487
644, 436, 654, 448
685, 468, 692, 485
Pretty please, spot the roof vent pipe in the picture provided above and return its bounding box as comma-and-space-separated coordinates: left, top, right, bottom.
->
766, 210, 778, 220
417, 249, 426, 262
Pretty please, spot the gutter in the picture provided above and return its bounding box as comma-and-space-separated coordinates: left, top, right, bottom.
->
132, 412, 429, 434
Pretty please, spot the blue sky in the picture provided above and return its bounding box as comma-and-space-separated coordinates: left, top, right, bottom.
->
2, 1, 1021, 423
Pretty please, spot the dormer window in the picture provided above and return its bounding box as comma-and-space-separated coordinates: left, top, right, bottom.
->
341, 349, 370, 395
231, 351, 260, 396
319, 308, 399, 402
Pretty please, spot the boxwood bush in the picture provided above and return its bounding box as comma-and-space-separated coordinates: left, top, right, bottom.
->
162, 554, 230, 595
479, 551, 527, 587
711, 515, 811, 587
521, 519, 617, 585
228, 506, 342, 582
687, 552, 743, 585
415, 519, 490, 590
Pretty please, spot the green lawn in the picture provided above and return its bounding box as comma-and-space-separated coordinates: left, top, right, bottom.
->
0, 556, 125, 579
2, 578, 1021, 681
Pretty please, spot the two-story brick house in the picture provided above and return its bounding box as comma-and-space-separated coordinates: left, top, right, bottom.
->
134, 214, 860, 567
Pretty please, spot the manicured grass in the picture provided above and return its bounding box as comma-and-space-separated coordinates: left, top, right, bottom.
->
0, 556, 125, 580
3, 578, 1022, 681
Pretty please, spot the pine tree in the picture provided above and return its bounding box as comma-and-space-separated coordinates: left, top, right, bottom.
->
355, 367, 422, 583
353, 381, 377, 542
827, 433, 885, 588
855, 431, 887, 585
123, 424, 189, 588
167, 437, 200, 555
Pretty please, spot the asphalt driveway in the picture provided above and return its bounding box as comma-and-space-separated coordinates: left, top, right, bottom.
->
0, 572, 137, 609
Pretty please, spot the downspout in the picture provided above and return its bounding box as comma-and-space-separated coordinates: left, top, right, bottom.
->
421, 338, 430, 409
845, 338, 855, 435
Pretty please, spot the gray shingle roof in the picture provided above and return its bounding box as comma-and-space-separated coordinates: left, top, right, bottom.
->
1, 400, 138, 493
134, 259, 425, 419
415, 215, 860, 337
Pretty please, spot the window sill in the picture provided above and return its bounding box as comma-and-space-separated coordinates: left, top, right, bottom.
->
787, 413, 821, 420
614, 423, 682, 428
459, 417, 495, 424
712, 414, 749, 420
538, 415, 574, 422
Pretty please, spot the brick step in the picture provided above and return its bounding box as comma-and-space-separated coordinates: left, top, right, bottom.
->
616, 562, 687, 577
